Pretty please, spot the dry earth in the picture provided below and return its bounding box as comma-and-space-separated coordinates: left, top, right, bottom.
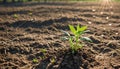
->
0, 2, 120, 69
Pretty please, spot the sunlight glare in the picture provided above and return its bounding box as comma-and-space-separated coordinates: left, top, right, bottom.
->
98, 0, 113, 14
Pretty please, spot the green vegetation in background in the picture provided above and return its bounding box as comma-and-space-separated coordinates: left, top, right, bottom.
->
0, 0, 105, 2
0, 0, 120, 3
114, 0, 120, 1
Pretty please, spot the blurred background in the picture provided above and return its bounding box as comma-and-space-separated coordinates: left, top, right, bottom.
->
0, 0, 120, 4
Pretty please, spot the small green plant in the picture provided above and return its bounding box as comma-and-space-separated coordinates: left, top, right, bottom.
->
50, 57, 56, 64
39, 48, 47, 60
33, 58, 38, 63
28, 12, 32, 15
40, 56, 45, 59
40, 48, 47, 53
61, 24, 92, 53
13, 14, 18, 18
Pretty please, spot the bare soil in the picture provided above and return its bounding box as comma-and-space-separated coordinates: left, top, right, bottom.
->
0, 2, 120, 69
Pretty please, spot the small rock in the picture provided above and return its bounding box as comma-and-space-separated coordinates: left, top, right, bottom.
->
53, 65, 59, 68
109, 24, 112, 26
106, 17, 109, 20
88, 21, 92, 24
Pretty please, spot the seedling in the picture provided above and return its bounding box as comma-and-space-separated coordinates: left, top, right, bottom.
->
61, 24, 92, 54
39, 48, 47, 60
13, 14, 18, 18
50, 57, 56, 64
33, 58, 38, 63
40, 48, 47, 53
40, 56, 45, 60
28, 12, 32, 15
40, 48, 47, 55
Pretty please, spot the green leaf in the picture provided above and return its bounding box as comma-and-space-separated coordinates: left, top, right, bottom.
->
69, 25, 76, 35
79, 26, 87, 32
84, 30, 90, 33
80, 37, 92, 42
61, 30, 70, 36
76, 31, 85, 35
78, 44, 83, 49
61, 37, 68, 41
69, 36, 74, 49
50, 57, 56, 63
13, 14, 18, 18
33, 58, 38, 63
77, 24, 80, 32
40, 49, 47, 53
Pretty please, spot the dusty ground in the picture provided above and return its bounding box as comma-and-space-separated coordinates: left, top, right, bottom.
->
0, 2, 120, 69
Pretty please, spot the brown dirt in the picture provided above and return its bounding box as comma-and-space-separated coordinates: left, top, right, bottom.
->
0, 2, 120, 69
